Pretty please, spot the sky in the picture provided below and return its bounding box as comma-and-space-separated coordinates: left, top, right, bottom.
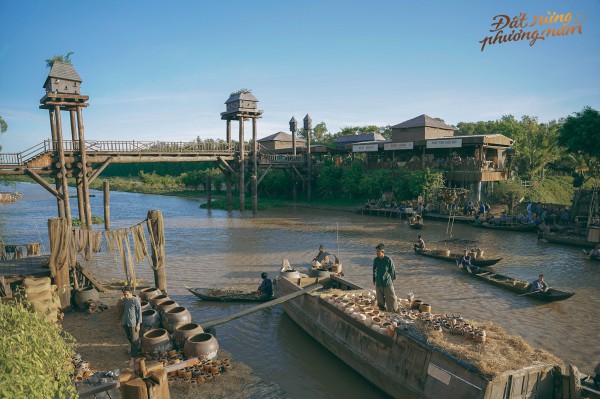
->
0, 0, 598, 153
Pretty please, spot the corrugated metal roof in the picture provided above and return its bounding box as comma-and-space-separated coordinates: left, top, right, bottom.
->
391, 114, 456, 130
258, 131, 306, 142
336, 133, 385, 143
46, 61, 82, 83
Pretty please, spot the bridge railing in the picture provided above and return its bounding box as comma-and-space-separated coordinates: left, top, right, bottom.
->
0, 140, 52, 166
55, 140, 240, 153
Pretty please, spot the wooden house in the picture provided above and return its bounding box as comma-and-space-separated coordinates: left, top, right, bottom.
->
43, 61, 82, 95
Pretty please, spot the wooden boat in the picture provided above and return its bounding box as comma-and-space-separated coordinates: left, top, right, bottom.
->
185, 286, 272, 302
415, 249, 502, 267
276, 274, 574, 398
476, 222, 538, 232
463, 271, 574, 301
540, 233, 597, 249
408, 214, 424, 229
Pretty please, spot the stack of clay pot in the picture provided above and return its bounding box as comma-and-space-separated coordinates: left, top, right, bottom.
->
21, 276, 61, 324
164, 354, 234, 385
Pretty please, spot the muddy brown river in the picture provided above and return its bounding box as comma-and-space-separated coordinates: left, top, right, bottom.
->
2, 182, 599, 398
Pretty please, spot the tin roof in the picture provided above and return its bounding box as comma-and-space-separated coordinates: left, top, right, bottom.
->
392, 114, 456, 130
259, 131, 306, 143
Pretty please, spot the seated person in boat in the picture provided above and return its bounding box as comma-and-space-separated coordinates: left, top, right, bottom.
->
412, 235, 426, 252
590, 244, 600, 259
313, 245, 329, 263
530, 274, 549, 293
256, 272, 274, 300
457, 250, 479, 274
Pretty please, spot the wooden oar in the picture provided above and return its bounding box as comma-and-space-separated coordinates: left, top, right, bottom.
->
519, 288, 551, 296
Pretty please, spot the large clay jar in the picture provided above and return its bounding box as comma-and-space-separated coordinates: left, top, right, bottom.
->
156, 300, 179, 317
173, 323, 204, 350
74, 286, 100, 309
142, 328, 173, 357
140, 301, 152, 312
149, 294, 170, 309
139, 287, 162, 302
162, 307, 192, 334
141, 309, 162, 335
183, 333, 219, 361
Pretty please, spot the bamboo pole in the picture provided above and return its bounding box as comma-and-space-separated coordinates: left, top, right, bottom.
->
103, 181, 110, 230
147, 210, 167, 293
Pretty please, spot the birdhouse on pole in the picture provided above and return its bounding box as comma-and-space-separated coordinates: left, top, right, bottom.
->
43, 61, 82, 95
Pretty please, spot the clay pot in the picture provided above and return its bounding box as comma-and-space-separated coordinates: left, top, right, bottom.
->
142, 328, 173, 357
419, 303, 432, 313
74, 287, 100, 309
475, 333, 486, 343
140, 301, 152, 312
139, 287, 162, 302
223, 363, 232, 372
141, 309, 162, 335
196, 375, 205, 384
183, 333, 219, 361
149, 294, 170, 309
156, 300, 179, 316
162, 307, 192, 334
204, 373, 213, 382
173, 323, 204, 350
411, 299, 423, 310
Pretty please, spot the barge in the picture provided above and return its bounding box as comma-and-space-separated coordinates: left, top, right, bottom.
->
276, 274, 581, 399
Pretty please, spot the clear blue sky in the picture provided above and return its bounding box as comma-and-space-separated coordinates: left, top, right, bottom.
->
1, 0, 598, 153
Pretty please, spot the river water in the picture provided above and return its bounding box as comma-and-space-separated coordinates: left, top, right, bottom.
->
1, 182, 599, 398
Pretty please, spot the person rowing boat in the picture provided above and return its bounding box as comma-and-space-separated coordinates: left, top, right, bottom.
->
530, 274, 549, 293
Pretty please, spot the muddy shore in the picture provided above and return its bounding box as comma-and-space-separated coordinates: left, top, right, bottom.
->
61, 287, 286, 399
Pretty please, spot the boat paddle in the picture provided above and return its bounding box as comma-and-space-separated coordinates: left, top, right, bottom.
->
519, 288, 552, 296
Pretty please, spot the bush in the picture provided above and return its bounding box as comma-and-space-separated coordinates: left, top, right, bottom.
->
0, 301, 77, 398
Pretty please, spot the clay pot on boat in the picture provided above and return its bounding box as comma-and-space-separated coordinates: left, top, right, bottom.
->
139, 287, 162, 302
142, 328, 173, 357
163, 307, 192, 334
183, 333, 219, 361
173, 323, 204, 350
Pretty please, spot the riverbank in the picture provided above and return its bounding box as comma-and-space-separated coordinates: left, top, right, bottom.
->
61, 286, 287, 399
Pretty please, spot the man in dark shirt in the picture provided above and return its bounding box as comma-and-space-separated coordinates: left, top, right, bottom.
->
257, 272, 273, 300
372, 243, 398, 312
457, 250, 479, 274
117, 288, 142, 357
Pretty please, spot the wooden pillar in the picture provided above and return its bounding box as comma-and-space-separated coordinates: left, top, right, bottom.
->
307, 130, 312, 203
48, 109, 65, 218
69, 110, 85, 225
252, 118, 258, 215
239, 117, 245, 212
54, 105, 72, 225
206, 177, 212, 209
76, 107, 92, 228
147, 210, 167, 293
103, 181, 111, 230
48, 218, 71, 308
226, 174, 232, 210
226, 119, 231, 145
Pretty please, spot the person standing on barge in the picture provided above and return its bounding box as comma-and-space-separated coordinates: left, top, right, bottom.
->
373, 243, 399, 312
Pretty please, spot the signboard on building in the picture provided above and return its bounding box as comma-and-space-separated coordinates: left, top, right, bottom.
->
426, 138, 463, 149
384, 142, 414, 151
352, 143, 379, 152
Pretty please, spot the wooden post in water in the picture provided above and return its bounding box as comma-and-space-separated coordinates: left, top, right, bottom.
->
239, 117, 245, 212
48, 217, 72, 308
54, 105, 72, 225
103, 181, 110, 230
147, 210, 167, 293
70, 109, 85, 225
48, 109, 65, 219
252, 118, 258, 215
76, 107, 93, 228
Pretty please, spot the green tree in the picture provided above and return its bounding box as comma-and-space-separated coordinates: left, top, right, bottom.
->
512, 117, 563, 181
45, 52, 75, 68
492, 180, 526, 214
558, 106, 600, 159
0, 115, 7, 152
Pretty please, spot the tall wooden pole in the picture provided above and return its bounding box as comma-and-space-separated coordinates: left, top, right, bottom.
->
70, 110, 85, 226
147, 210, 167, 293
239, 117, 245, 212
76, 107, 92, 228
49, 109, 65, 218
252, 118, 258, 215
226, 119, 231, 146
103, 181, 111, 230
54, 105, 72, 225
48, 217, 71, 308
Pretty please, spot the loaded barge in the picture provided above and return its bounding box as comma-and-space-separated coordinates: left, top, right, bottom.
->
276, 275, 581, 399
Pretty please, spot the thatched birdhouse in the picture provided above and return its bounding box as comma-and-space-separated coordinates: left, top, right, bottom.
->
224, 90, 259, 113
43, 61, 82, 95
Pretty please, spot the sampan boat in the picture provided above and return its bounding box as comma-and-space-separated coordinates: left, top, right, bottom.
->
276, 274, 578, 398
462, 271, 574, 302
415, 249, 502, 267
185, 286, 272, 302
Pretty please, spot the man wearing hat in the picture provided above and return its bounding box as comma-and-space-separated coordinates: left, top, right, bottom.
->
373, 243, 399, 312
117, 287, 142, 357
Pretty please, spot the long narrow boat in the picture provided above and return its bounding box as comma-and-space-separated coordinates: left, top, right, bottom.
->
540, 233, 597, 249
276, 275, 577, 398
463, 271, 574, 301
185, 286, 272, 302
415, 249, 502, 267
475, 222, 538, 232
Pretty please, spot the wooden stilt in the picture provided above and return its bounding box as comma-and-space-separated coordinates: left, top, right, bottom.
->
252, 118, 258, 215
147, 210, 167, 293
54, 105, 72, 225
76, 107, 92, 228
47, 218, 71, 308
103, 181, 110, 230
48, 109, 65, 219
239, 117, 245, 212
70, 110, 86, 226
